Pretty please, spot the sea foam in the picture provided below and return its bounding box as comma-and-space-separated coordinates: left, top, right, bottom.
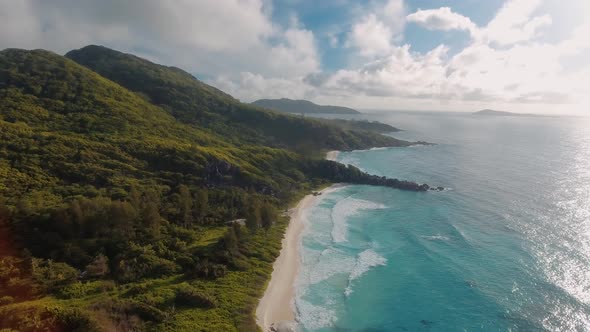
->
330, 197, 386, 243
345, 249, 388, 297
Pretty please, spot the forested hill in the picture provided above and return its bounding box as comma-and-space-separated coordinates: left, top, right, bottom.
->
0, 46, 427, 331
65, 45, 399, 151
251, 98, 360, 114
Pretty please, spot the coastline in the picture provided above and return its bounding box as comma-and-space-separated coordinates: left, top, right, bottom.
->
326, 150, 340, 161
255, 184, 343, 331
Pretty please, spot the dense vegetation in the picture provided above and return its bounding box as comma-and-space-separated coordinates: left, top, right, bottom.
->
66, 46, 406, 152
0, 46, 428, 331
251, 98, 360, 115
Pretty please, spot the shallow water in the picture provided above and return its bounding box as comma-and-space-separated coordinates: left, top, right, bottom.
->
295, 112, 590, 331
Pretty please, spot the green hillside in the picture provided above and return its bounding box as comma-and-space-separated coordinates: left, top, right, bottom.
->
0, 47, 426, 331
66, 45, 407, 151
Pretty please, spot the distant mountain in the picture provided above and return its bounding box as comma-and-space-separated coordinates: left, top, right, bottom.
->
473, 109, 541, 117
252, 98, 361, 114
318, 118, 402, 133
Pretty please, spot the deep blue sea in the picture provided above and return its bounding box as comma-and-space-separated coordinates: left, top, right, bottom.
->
294, 112, 590, 331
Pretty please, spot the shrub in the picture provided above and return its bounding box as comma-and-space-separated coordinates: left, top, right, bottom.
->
124, 282, 151, 297
0, 296, 14, 306
174, 283, 217, 308
128, 302, 167, 322
31, 258, 79, 292
56, 280, 116, 299
84, 254, 110, 278
51, 308, 101, 332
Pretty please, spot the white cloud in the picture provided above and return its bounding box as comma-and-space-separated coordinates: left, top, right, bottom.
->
347, 14, 396, 57
314, 44, 449, 99
0, 0, 318, 81
214, 72, 312, 101
0, 0, 588, 113
310, 0, 589, 113
483, 0, 552, 45
406, 1, 552, 46
346, 0, 406, 58
407, 7, 477, 34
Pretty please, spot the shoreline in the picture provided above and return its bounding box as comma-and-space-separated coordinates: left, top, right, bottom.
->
255, 184, 343, 331
326, 150, 340, 161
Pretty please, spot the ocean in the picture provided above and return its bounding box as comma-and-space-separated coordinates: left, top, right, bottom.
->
294, 112, 590, 331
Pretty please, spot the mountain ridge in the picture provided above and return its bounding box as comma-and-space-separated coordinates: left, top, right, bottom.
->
252, 98, 361, 114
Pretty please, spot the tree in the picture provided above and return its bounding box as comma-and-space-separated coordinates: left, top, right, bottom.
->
0, 196, 10, 224
177, 185, 193, 227
260, 203, 276, 231
192, 188, 209, 223
222, 227, 238, 254
141, 202, 161, 239
245, 199, 261, 231
128, 185, 141, 210
68, 200, 84, 236
85, 254, 109, 278
108, 201, 137, 240
31, 258, 78, 292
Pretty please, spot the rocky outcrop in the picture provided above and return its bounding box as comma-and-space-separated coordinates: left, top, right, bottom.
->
306, 160, 444, 192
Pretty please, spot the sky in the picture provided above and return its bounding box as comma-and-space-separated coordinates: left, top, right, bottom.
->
0, 0, 589, 114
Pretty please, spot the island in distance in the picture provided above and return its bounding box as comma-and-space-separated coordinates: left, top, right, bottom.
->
473, 109, 542, 117
252, 98, 361, 114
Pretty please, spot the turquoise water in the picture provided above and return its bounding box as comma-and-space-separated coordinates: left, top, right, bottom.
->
295, 112, 590, 331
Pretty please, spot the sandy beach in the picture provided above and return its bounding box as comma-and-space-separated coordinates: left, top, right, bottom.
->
256, 184, 342, 331
326, 150, 340, 161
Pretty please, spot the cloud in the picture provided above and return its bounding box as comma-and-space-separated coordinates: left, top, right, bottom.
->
317, 44, 450, 99
407, 7, 477, 34
0, 0, 318, 80
347, 14, 396, 57
307, 0, 588, 112
483, 0, 552, 45
214, 72, 313, 102
0, 0, 588, 113
346, 0, 405, 57
406, 1, 552, 46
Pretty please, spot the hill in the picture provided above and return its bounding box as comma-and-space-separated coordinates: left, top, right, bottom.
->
319, 118, 402, 133
252, 98, 360, 114
473, 109, 542, 117
0, 46, 431, 331
66, 46, 397, 152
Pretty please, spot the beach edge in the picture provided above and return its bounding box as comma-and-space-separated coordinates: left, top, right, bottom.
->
255, 151, 342, 331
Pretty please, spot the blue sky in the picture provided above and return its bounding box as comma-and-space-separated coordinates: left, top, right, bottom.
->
1, 0, 589, 114
272, 0, 506, 67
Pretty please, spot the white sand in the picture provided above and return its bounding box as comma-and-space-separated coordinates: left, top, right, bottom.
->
256, 185, 343, 331
326, 150, 340, 161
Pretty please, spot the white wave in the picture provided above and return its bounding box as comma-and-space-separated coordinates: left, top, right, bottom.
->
345, 249, 387, 296
421, 234, 450, 241
330, 197, 386, 243
298, 247, 356, 285
295, 298, 336, 330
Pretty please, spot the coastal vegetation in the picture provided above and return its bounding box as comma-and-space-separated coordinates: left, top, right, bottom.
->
0, 46, 429, 331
